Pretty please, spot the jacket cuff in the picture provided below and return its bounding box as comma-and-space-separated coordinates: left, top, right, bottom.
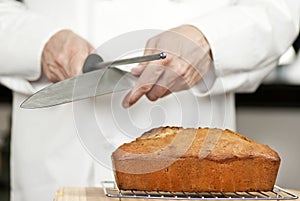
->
0, 7, 65, 81
15, 16, 64, 81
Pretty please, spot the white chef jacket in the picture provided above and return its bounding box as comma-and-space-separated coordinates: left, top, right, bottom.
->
0, 0, 299, 201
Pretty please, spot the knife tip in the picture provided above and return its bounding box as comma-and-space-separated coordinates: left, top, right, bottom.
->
20, 102, 35, 109
20, 101, 44, 109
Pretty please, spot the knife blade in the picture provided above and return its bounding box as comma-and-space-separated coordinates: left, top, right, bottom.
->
20, 52, 166, 109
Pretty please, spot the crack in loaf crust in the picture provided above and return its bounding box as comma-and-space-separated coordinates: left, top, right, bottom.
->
112, 127, 280, 192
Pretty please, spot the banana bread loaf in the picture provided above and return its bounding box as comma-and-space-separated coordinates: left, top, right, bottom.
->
112, 127, 280, 192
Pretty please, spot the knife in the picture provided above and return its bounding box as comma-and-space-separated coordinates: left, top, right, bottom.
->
21, 52, 167, 109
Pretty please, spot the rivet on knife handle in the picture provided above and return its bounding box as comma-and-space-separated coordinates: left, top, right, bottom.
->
83, 52, 167, 73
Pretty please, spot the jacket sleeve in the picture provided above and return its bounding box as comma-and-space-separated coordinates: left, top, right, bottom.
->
0, 0, 63, 94
189, 0, 300, 96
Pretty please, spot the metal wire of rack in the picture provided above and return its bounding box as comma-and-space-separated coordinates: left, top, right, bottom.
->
101, 181, 298, 200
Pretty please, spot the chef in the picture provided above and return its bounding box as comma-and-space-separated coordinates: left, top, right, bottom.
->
0, 0, 299, 201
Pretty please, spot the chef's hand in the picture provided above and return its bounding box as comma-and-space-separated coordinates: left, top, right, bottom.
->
41, 29, 94, 82
122, 25, 212, 108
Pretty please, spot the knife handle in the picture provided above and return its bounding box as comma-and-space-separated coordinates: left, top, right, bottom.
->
83, 52, 167, 73
82, 54, 104, 73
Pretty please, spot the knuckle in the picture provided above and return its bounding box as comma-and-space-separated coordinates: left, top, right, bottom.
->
47, 74, 58, 83
55, 52, 65, 62
177, 68, 186, 77
54, 53, 68, 67
146, 85, 166, 101
173, 63, 188, 77
138, 84, 151, 92
146, 93, 157, 101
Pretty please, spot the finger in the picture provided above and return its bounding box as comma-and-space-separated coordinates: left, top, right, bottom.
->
48, 64, 67, 82
149, 64, 196, 100
44, 49, 70, 79
42, 52, 68, 82
123, 39, 175, 107
123, 83, 153, 108
53, 50, 69, 71
145, 54, 186, 101
131, 63, 147, 76
68, 51, 89, 77
171, 74, 190, 92
161, 89, 171, 98
181, 64, 200, 87
146, 84, 168, 101
184, 56, 212, 87
65, 42, 95, 77
41, 57, 51, 80
187, 66, 202, 86
146, 67, 177, 101
123, 63, 165, 108
143, 55, 174, 101
131, 49, 155, 76
129, 57, 172, 104
42, 46, 57, 67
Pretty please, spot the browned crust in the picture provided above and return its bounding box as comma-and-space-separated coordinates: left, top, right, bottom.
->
112, 127, 281, 192
115, 127, 280, 161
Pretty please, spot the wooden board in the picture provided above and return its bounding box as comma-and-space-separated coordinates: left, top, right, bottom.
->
55, 187, 109, 201
54, 187, 300, 201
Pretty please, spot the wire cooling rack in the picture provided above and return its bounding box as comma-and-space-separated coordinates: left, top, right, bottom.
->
101, 181, 298, 200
